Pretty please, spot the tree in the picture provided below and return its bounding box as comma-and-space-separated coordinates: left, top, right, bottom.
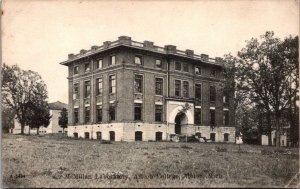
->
2, 64, 50, 135
59, 108, 68, 135
27, 101, 51, 135
237, 31, 299, 147
1, 106, 15, 133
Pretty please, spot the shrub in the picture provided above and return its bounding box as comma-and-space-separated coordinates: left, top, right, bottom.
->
100, 140, 112, 144
215, 146, 227, 152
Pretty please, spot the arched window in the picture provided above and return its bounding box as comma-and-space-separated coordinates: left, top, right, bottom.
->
109, 131, 115, 141
73, 132, 78, 138
135, 131, 143, 141
210, 133, 216, 142
84, 132, 90, 139
224, 133, 229, 142
155, 132, 162, 141
96, 132, 102, 140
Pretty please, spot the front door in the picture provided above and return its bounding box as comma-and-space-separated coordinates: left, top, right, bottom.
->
175, 113, 183, 134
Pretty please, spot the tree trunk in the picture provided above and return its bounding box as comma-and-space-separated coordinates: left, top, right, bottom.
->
21, 123, 25, 135
28, 127, 31, 135
63, 128, 65, 136
37, 128, 39, 135
275, 112, 281, 147
266, 111, 272, 146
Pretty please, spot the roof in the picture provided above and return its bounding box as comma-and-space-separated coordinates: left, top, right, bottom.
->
60, 36, 224, 67
49, 101, 68, 110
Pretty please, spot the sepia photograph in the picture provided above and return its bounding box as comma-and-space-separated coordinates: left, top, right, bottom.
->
1, 0, 299, 188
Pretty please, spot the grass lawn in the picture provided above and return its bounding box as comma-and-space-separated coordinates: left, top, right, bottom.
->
2, 133, 299, 188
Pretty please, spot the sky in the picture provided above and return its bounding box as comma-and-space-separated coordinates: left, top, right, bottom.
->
2, 0, 299, 104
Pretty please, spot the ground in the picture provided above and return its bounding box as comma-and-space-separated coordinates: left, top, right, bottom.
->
2, 134, 299, 188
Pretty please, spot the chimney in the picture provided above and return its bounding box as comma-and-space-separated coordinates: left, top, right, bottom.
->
143, 41, 154, 48
103, 41, 111, 48
164, 45, 177, 53
200, 54, 209, 61
80, 49, 87, 55
185, 49, 194, 57
118, 36, 131, 44
68, 53, 75, 59
91, 45, 98, 50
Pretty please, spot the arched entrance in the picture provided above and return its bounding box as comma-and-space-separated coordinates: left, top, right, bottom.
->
175, 113, 188, 134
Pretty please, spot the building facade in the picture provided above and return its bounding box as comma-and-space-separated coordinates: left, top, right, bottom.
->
12, 101, 68, 134
60, 36, 235, 142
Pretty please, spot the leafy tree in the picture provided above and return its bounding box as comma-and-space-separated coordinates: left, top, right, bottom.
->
1, 106, 15, 133
2, 64, 50, 134
27, 100, 51, 135
237, 31, 299, 146
58, 108, 68, 135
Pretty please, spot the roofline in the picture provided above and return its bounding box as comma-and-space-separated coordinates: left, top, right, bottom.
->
59, 36, 224, 67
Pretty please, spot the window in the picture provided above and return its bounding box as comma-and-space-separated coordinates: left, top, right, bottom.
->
175, 80, 181, 97
84, 132, 90, 139
224, 110, 229, 126
155, 105, 163, 122
156, 59, 162, 68
74, 108, 79, 124
109, 75, 116, 94
196, 132, 201, 138
84, 81, 91, 98
109, 104, 116, 121
224, 133, 229, 142
96, 59, 102, 69
194, 108, 201, 125
195, 84, 201, 100
210, 110, 215, 126
84, 63, 90, 72
183, 81, 189, 97
175, 62, 181, 71
110, 55, 116, 65
97, 105, 102, 123
135, 55, 143, 65
73, 83, 79, 99
85, 107, 90, 123
134, 75, 143, 93
73, 132, 78, 138
210, 133, 216, 142
195, 67, 201, 75
211, 70, 217, 77
96, 78, 102, 96
74, 66, 79, 75
134, 103, 142, 121
109, 131, 115, 141
183, 63, 188, 72
210, 86, 216, 102
156, 132, 163, 141
223, 91, 229, 104
135, 131, 143, 141
155, 78, 163, 95
96, 132, 102, 140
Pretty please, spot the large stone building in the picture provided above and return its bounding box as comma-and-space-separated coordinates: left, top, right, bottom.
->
60, 36, 235, 142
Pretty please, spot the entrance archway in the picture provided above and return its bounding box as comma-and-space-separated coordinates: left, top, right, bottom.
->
175, 113, 188, 134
